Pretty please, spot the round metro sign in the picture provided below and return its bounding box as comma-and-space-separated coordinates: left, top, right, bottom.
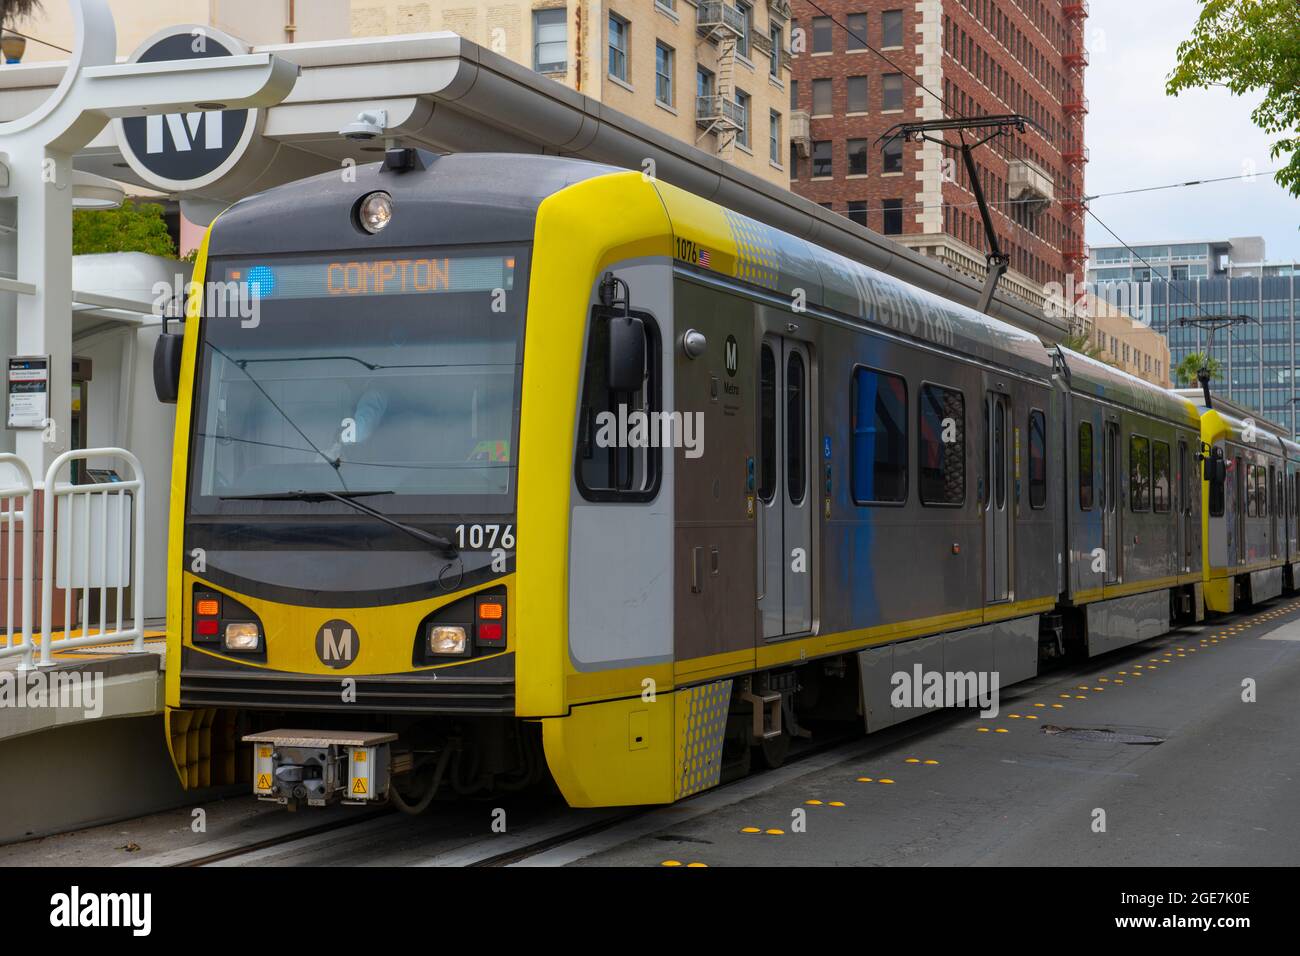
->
112, 26, 259, 192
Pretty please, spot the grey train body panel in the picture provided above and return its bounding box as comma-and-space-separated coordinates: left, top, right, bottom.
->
856, 616, 1037, 733
1085, 591, 1171, 657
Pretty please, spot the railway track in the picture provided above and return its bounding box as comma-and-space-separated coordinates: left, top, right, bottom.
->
165, 606, 1284, 867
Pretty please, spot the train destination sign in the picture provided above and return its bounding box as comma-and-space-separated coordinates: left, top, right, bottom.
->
220, 254, 516, 300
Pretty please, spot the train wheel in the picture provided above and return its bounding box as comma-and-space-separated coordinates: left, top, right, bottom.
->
754, 728, 790, 769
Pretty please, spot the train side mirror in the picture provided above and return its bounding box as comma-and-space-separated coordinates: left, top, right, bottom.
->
1206, 448, 1225, 485
153, 330, 184, 403
607, 315, 646, 393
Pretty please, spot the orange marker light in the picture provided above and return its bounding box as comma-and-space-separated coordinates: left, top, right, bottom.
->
478, 601, 504, 620
196, 598, 220, 617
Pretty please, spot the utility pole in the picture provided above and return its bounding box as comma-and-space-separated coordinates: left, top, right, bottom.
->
879, 114, 1044, 316
1176, 314, 1253, 409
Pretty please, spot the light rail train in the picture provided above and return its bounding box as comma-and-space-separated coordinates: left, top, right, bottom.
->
152, 151, 1300, 809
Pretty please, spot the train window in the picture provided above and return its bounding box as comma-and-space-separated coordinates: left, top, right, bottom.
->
1247, 465, 1257, 517
1152, 441, 1171, 513
851, 366, 907, 504
918, 384, 965, 506
1078, 422, 1094, 510
1209, 449, 1225, 517
1257, 465, 1268, 517
1129, 435, 1151, 512
575, 307, 661, 501
759, 345, 777, 502
994, 401, 1006, 508
787, 351, 807, 506
1028, 409, 1047, 509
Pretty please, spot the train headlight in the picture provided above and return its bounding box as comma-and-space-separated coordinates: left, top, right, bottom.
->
224, 622, 262, 652
357, 191, 393, 234
428, 625, 468, 656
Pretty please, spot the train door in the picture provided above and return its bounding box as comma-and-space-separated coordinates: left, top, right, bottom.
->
1178, 439, 1193, 572
1270, 464, 1279, 559
1234, 454, 1246, 565
1102, 420, 1121, 584
756, 336, 813, 638
983, 391, 1011, 602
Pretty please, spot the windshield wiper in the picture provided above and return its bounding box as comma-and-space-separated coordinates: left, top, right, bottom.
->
219, 490, 458, 556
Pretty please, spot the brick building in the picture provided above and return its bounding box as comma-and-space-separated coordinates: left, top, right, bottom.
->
788, 0, 1088, 313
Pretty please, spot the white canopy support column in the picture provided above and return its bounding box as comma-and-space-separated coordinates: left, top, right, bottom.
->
0, 0, 298, 481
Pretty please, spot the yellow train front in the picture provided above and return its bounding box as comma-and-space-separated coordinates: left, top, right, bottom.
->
159, 150, 755, 809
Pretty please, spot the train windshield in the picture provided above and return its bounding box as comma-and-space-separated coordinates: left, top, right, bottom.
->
188, 247, 526, 517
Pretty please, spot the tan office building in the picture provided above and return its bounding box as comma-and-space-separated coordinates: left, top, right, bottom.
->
11, 0, 792, 187
1082, 292, 1171, 388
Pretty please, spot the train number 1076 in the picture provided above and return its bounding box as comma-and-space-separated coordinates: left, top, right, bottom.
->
454, 524, 515, 550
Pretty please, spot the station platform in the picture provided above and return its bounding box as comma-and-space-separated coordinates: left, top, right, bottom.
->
0, 629, 228, 845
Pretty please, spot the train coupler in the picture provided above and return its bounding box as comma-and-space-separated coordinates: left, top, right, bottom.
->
243, 730, 397, 807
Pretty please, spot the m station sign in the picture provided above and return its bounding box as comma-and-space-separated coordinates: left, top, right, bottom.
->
112, 26, 264, 192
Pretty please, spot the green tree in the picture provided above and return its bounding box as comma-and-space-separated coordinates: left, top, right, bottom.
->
1061, 329, 1103, 359
0, 1, 41, 27
1174, 351, 1224, 387
72, 199, 177, 257
1167, 1, 1300, 201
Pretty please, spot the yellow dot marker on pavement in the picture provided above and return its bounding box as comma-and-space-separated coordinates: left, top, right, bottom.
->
977, 726, 991, 732
995, 728, 1009, 733
905, 758, 920, 763
924, 759, 939, 764
1034, 702, 1046, 707
663, 860, 683, 867
805, 799, 823, 805
741, 827, 761, 833
878, 778, 895, 784
1052, 703, 1065, 708
766, 829, 785, 835
856, 777, 873, 783
829, 801, 845, 807
687, 862, 708, 868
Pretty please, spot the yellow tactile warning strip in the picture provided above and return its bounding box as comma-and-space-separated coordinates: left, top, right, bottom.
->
673, 678, 733, 800
0, 630, 165, 663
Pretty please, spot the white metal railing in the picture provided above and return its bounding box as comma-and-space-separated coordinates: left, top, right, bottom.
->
37, 448, 146, 666
0, 455, 35, 670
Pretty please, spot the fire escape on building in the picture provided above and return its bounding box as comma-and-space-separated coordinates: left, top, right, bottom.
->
695, 0, 791, 157
1060, 0, 1091, 298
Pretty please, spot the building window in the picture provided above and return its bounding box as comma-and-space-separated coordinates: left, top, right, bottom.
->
919, 384, 965, 506
813, 16, 833, 52
812, 78, 832, 116
883, 137, 903, 173
811, 140, 832, 178
847, 75, 868, 113
533, 9, 567, 74
847, 12, 868, 50
882, 10, 903, 48
736, 1, 753, 58
608, 14, 629, 82
852, 366, 908, 504
655, 42, 674, 106
770, 25, 783, 78
790, 79, 798, 110
847, 138, 868, 175
882, 73, 904, 110
735, 88, 750, 147
848, 201, 868, 226
769, 110, 781, 164
789, 144, 799, 178
882, 198, 903, 234
697, 66, 715, 102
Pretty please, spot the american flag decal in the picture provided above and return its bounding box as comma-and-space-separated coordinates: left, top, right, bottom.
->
697, 248, 712, 268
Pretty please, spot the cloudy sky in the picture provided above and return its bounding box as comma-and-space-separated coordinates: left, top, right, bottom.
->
1084, 0, 1300, 260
